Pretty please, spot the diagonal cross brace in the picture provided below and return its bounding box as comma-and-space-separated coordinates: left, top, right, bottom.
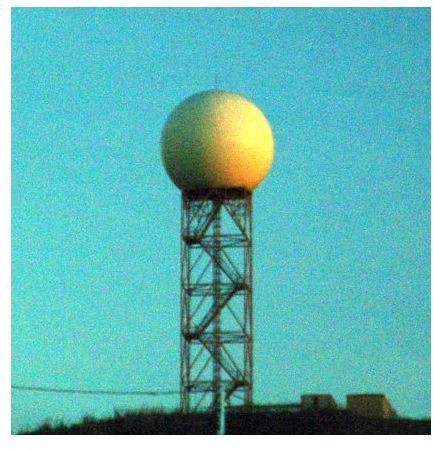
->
197, 334, 243, 382
192, 283, 240, 337
188, 201, 221, 242
199, 241, 243, 285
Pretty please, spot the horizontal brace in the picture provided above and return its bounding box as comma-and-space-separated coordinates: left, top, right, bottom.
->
182, 282, 249, 296
182, 331, 247, 344
186, 381, 247, 395
183, 235, 249, 247
183, 188, 251, 201
197, 332, 247, 345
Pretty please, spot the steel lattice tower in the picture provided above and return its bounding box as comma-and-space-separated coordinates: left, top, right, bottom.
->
180, 188, 253, 412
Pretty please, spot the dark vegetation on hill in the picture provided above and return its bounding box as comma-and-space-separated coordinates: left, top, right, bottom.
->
21, 409, 430, 435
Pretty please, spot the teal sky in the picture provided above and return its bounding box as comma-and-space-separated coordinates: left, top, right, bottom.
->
12, 7, 430, 433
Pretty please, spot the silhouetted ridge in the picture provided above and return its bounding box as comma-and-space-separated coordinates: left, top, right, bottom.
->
21, 409, 430, 435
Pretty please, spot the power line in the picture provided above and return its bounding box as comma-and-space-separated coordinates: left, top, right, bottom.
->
12, 385, 179, 396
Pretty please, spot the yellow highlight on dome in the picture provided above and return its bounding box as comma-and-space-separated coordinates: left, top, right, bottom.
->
161, 90, 274, 192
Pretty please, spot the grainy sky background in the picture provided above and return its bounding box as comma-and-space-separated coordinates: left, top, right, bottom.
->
12, 7, 430, 433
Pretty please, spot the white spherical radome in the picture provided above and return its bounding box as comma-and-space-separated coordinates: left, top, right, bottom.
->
161, 90, 274, 192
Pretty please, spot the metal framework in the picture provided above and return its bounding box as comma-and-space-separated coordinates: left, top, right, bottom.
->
180, 188, 253, 412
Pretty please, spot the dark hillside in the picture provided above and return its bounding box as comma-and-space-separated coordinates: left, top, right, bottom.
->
22, 409, 430, 435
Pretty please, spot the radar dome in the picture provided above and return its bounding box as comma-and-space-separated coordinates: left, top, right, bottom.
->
161, 90, 274, 192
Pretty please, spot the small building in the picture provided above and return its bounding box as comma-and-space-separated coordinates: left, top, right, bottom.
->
300, 394, 337, 411
346, 394, 397, 419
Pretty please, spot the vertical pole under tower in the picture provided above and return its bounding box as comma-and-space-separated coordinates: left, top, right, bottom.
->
212, 201, 225, 434
180, 188, 253, 414
212, 200, 221, 411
